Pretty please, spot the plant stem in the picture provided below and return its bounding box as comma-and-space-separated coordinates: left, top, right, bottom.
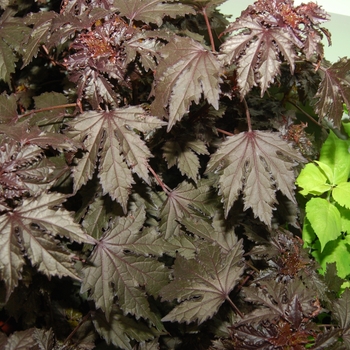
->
243, 98, 252, 132
63, 311, 92, 345
287, 100, 323, 128
148, 165, 171, 194
19, 103, 78, 119
226, 296, 244, 319
202, 7, 216, 52
216, 127, 234, 136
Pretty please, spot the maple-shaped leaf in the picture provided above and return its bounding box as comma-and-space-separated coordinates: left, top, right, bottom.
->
22, 11, 57, 67
2, 329, 37, 349
0, 9, 31, 86
80, 194, 123, 240
81, 207, 169, 326
240, 279, 317, 326
206, 131, 305, 226
67, 107, 166, 212
115, 0, 195, 26
64, 15, 136, 107
125, 32, 163, 72
219, 16, 301, 97
181, 212, 238, 253
163, 137, 209, 181
159, 180, 212, 239
30, 92, 70, 132
150, 36, 222, 131
0, 122, 81, 153
0, 93, 18, 123
33, 328, 55, 350
332, 288, 350, 335
160, 242, 244, 324
0, 141, 51, 199
314, 58, 350, 129
0, 192, 90, 301
93, 306, 160, 350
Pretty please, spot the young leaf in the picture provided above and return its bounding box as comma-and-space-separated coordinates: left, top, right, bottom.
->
306, 197, 342, 251
319, 131, 350, 184
81, 207, 169, 325
296, 161, 332, 196
312, 235, 350, 279
160, 242, 244, 324
219, 16, 300, 97
206, 131, 305, 226
314, 58, 350, 129
150, 36, 222, 131
67, 107, 166, 212
332, 182, 350, 209
116, 0, 195, 26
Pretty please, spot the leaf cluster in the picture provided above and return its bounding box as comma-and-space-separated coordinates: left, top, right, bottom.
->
297, 121, 350, 282
0, 0, 350, 348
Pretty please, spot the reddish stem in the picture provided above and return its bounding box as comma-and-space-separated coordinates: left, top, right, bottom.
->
148, 165, 170, 195
202, 7, 216, 52
19, 103, 78, 119
243, 98, 252, 132
216, 128, 234, 136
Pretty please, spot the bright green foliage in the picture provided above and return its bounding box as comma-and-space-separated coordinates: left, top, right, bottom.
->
297, 129, 350, 277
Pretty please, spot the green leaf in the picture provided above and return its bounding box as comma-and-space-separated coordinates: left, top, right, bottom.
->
151, 36, 222, 131
319, 131, 350, 184
116, 0, 195, 26
312, 235, 350, 279
68, 107, 166, 212
296, 161, 332, 196
206, 131, 305, 226
306, 197, 342, 251
333, 182, 350, 209
302, 217, 317, 247
160, 242, 244, 324
81, 207, 169, 327
337, 203, 350, 234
